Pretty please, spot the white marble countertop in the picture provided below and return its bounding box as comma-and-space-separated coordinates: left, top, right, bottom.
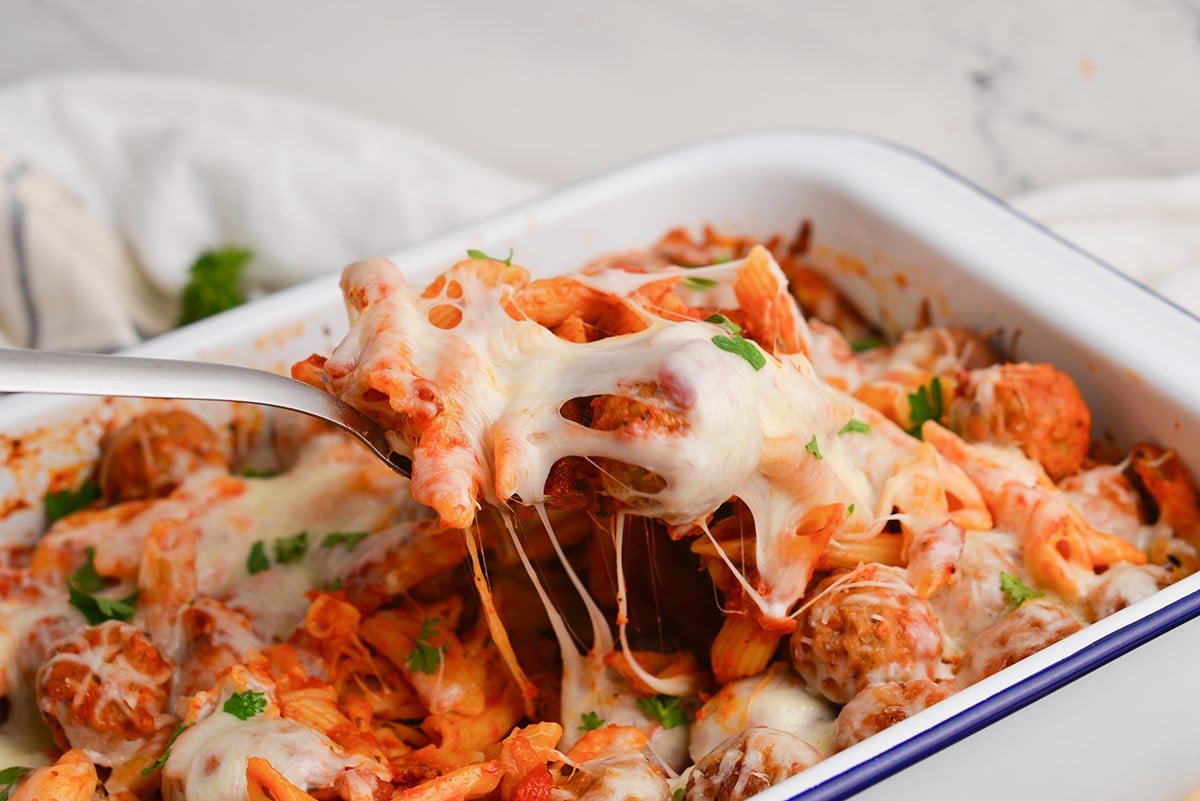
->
1, 0, 1198, 196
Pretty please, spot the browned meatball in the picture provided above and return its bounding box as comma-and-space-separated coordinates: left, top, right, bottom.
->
833, 678, 953, 751
955, 600, 1082, 688
685, 726, 823, 801
948, 363, 1090, 481
790, 565, 944, 704
36, 620, 176, 765
97, 409, 228, 503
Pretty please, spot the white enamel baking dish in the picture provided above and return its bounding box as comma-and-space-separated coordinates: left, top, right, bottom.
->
2, 131, 1199, 800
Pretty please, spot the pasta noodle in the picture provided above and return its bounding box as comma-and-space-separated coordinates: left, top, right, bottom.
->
0, 222, 1196, 801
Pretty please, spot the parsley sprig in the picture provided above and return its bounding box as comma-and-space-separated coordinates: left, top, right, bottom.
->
272, 531, 309, 564
407, 616, 448, 675
636, 694, 689, 729
906, 376, 945, 439
179, 246, 253, 326
467, 248, 514, 266
579, 711, 606, 731
68, 546, 138, 625
0, 767, 31, 801
223, 691, 267, 721
247, 530, 314, 574
839, 418, 870, 435
44, 480, 100, 523
321, 531, 370, 551
805, 434, 823, 459
681, 276, 718, 291
1000, 572, 1044, 607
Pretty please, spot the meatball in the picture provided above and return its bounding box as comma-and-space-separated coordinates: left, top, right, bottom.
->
790, 565, 944, 704
689, 665, 835, 763
956, 600, 1082, 688
36, 620, 176, 765
685, 726, 823, 801
97, 409, 228, 503
832, 679, 953, 751
948, 363, 1090, 481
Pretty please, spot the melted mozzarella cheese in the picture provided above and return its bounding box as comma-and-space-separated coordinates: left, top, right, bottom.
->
328, 252, 913, 626
164, 712, 363, 801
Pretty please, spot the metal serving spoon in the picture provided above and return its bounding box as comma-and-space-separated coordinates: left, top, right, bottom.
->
0, 347, 412, 478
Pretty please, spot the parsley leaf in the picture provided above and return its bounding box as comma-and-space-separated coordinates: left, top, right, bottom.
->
324, 577, 344, 592
672, 788, 686, 801
805, 434, 823, 459
712, 335, 766, 371
850, 333, 887, 353
45, 480, 100, 523
239, 467, 278, 478
847, 503, 856, 515
273, 531, 309, 564
223, 691, 266, 721
682, 276, 718, 291
246, 540, 270, 575
407, 616, 448, 675
466, 248, 514, 266
839, 418, 871, 435
579, 711, 606, 731
704, 313, 742, 335
67, 546, 138, 625
906, 376, 945, 439
178, 246, 252, 326
636, 694, 689, 729
0, 766, 31, 801
141, 722, 193, 775
321, 531, 369, 551
706, 314, 765, 371
1000, 572, 1044, 607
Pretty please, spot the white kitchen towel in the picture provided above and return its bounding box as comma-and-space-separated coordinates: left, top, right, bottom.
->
1009, 176, 1200, 318
0, 71, 1197, 352
0, 72, 541, 351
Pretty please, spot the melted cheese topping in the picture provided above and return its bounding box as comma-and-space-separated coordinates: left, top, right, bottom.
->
323, 253, 931, 626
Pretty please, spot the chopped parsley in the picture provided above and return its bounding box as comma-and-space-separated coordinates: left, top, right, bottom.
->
635, 694, 689, 729
682, 276, 719, 290
238, 467, 278, 478
246, 541, 270, 575
67, 546, 138, 625
1000, 572, 1044, 607
467, 248, 514, 266
44, 479, 100, 523
178, 246, 252, 326
805, 434, 823, 459
847, 503, 856, 515
850, 333, 887, 353
578, 711, 606, 731
712, 335, 766, 371
141, 722, 193, 775
272, 531, 309, 564
838, 418, 871, 435
407, 616, 448, 675
223, 691, 267, 721
673, 788, 686, 801
706, 314, 765, 370
321, 531, 370, 551
0, 767, 31, 801
906, 376, 945, 439
324, 577, 344, 592
705, 313, 742, 335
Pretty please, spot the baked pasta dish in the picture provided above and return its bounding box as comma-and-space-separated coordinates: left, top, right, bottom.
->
1, 224, 1197, 801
